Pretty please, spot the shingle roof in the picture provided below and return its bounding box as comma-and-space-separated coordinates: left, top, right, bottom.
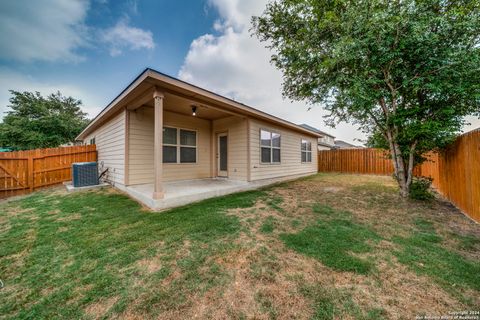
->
334, 140, 363, 149
299, 124, 335, 138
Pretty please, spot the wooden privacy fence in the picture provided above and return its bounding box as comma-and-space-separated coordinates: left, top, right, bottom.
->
318, 129, 480, 222
420, 130, 480, 223
0, 145, 97, 198
318, 148, 395, 175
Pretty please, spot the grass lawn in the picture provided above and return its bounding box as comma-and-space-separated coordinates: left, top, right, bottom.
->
0, 173, 479, 319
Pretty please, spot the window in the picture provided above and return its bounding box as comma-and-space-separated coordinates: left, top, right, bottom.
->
162, 127, 197, 163
180, 129, 196, 163
163, 127, 178, 163
260, 129, 281, 163
301, 139, 312, 163
89, 137, 95, 145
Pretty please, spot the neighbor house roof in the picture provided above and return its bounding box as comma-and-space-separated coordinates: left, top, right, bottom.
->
77, 68, 323, 140
299, 124, 335, 138
334, 140, 363, 149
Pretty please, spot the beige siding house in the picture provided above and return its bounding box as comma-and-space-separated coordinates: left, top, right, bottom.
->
299, 124, 336, 151
77, 69, 321, 209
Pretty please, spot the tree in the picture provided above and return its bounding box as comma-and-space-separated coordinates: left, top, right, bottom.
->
253, 0, 480, 197
0, 91, 89, 150
366, 130, 389, 149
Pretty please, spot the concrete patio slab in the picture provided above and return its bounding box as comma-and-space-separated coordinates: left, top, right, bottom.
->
121, 173, 312, 210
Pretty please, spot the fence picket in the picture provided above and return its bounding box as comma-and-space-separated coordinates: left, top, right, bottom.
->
0, 145, 97, 199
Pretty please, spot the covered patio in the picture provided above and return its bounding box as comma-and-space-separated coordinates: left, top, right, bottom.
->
121, 74, 253, 204
122, 175, 305, 210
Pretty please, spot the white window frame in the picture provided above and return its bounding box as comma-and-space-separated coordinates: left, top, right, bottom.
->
301, 139, 312, 163
260, 129, 281, 164
163, 126, 198, 164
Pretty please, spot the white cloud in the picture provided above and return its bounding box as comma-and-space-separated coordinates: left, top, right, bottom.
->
0, 0, 90, 62
179, 0, 366, 145
207, 0, 267, 30
0, 68, 105, 119
100, 18, 155, 57
0, 1, 155, 62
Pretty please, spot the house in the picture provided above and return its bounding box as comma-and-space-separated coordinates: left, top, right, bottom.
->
76, 68, 321, 210
299, 124, 335, 150
333, 140, 363, 149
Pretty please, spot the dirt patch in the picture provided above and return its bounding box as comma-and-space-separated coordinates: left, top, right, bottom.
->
227, 196, 311, 236
136, 257, 162, 274
159, 240, 191, 287
3, 229, 37, 271
56, 213, 81, 222
114, 310, 145, 320
161, 236, 314, 320
40, 286, 56, 297
85, 296, 119, 319
43, 186, 69, 198
329, 254, 466, 320
94, 186, 119, 195
161, 269, 182, 287
270, 189, 298, 212
0, 215, 11, 233
0, 223, 11, 233
3, 248, 31, 276
4, 207, 35, 217
323, 186, 344, 193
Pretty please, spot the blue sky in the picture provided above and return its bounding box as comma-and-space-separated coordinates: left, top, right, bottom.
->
1, 0, 478, 144
0, 0, 221, 117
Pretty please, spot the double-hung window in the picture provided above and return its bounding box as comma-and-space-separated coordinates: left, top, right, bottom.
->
301, 139, 312, 163
260, 129, 281, 163
163, 127, 197, 163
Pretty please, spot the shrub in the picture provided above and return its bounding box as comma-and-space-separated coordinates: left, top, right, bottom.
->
409, 177, 434, 200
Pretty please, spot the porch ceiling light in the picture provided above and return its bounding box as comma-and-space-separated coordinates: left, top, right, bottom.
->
191, 105, 197, 116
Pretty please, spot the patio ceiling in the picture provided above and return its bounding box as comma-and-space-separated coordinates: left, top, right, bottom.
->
142, 92, 234, 121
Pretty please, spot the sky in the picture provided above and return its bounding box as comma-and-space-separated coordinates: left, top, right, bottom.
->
0, 0, 478, 145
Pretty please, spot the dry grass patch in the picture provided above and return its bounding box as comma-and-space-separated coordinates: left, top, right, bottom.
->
85, 296, 119, 319
175, 236, 314, 319
136, 256, 163, 274
4, 206, 35, 217
56, 212, 82, 221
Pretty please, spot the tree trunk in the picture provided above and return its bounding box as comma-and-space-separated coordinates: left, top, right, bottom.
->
394, 142, 409, 197
386, 131, 409, 198
405, 141, 418, 196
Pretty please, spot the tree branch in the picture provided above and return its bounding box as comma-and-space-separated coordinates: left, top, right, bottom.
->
395, 62, 460, 91
366, 109, 388, 137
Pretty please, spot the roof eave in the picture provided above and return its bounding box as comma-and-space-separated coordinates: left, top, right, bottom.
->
77, 68, 322, 140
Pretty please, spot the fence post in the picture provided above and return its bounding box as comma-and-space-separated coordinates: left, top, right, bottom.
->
27, 154, 34, 191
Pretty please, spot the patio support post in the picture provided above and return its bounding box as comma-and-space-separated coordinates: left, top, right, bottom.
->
153, 89, 164, 199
